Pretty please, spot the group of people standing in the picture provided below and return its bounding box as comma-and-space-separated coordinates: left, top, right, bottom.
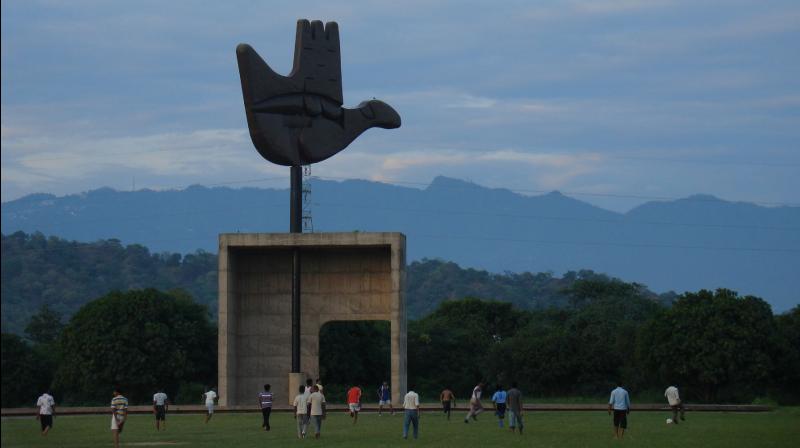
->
290, 378, 326, 439
608, 382, 687, 440
31, 381, 685, 443
449, 382, 525, 434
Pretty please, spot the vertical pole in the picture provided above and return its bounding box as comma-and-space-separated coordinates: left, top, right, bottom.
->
290, 166, 302, 233
290, 166, 302, 373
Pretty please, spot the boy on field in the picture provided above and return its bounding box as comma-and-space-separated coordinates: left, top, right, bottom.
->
492, 384, 507, 428
152, 388, 169, 431
308, 385, 327, 439
258, 384, 273, 431
506, 382, 524, 435
36, 390, 56, 436
440, 387, 456, 420
293, 385, 310, 438
203, 387, 218, 424
608, 382, 631, 439
347, 384, 363, 424
402, 385, 421, 440
464, 382, 485, 423
665, 384, 685, 423
378, 381, 394, 416
111, 387, 128, 448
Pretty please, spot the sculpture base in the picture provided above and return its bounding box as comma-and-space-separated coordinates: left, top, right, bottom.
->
288, 372, 306, 404
217, 232, 407, 406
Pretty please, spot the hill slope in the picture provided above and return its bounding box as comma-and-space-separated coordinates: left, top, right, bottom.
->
2, 176, 798, 311
2, 232, 665, 334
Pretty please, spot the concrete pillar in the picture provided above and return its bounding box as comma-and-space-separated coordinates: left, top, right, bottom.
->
288, 372, 306, 404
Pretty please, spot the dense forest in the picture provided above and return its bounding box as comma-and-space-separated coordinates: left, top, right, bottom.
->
1, 231, 675, 334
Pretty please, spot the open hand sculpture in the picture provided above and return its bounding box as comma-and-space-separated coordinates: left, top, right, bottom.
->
236, 20, 401, 166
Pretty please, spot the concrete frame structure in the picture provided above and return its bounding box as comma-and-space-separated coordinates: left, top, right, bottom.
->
218, 232, 406, 405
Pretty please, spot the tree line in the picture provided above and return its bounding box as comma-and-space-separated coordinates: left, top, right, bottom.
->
3, 283, 798, 408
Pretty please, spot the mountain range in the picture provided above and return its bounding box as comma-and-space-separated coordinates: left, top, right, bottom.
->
2, 176, 798, 311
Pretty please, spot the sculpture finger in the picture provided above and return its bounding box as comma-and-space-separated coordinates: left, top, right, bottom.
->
292, 19, 343, 105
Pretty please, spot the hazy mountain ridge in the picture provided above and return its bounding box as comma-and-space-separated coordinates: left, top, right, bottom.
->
2, 176, 798, 311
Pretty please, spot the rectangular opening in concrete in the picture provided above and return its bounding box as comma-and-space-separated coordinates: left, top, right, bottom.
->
318, 320, 391, 402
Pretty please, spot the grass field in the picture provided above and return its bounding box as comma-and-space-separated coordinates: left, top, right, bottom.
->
3, 408, 799, 447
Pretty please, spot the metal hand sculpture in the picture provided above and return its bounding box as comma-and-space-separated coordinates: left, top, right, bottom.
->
236, 20, 401, 166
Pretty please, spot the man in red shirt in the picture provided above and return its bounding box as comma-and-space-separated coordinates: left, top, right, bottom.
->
347, 385, 363, 424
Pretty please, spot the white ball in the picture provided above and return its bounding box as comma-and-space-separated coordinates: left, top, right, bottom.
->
666, 418, 673, 424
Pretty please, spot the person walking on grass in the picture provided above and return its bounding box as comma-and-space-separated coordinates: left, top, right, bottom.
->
203, 387, 218, 424
36, 390, 56, 436
347, 384, 363, 424
293, 385, 310, 439
111, 387, 128, 448
440, 387, 456, 420
308, 385, 326, 439
506, 382, 524, 435
464, 382, 485, 423
402, 385, 421, 440
665, 384, 686, 424
378, 381, 394, 416
492, 384, 507, 428
152, 388, 169, 431
608, 382, 631, 440
258, 384, 273, 431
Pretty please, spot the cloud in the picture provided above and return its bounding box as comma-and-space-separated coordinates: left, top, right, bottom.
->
444, 94, 497, 109
2, 0, 798, 210
1, 127, 283, 198
568, 0, 674, 15
313, 148, 606, 193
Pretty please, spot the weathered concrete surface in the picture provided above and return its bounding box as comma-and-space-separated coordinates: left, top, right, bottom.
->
218, 232, 406, 406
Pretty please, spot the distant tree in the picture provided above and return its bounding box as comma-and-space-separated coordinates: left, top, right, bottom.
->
637, 289, 778, 402
772, 306, 800, 404
25, 304, 65, 344
1, 333, 52, 407
408, 298, 527, 397
487, 279, 662, 396
54, 288, 216, 404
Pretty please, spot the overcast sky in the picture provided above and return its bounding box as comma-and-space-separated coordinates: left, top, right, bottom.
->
2, 0, 798, 211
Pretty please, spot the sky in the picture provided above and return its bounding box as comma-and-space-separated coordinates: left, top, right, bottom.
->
2, 0, 799, 212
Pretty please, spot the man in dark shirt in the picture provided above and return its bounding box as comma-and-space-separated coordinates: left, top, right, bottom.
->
506, 382, 523, 435
258, 384, 273, 431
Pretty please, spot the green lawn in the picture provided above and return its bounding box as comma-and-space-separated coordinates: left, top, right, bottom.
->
3, 408, 799, 447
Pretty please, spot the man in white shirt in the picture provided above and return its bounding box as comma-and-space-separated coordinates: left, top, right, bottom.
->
402, 385, 421, 440
292, 385, 310, 439
36, 391, 56, 436
464, 382, 485, 423
664, 385, 685, 423
203, 387, 218, 424
308, 385, 326, 439
153, 389, 169, 431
